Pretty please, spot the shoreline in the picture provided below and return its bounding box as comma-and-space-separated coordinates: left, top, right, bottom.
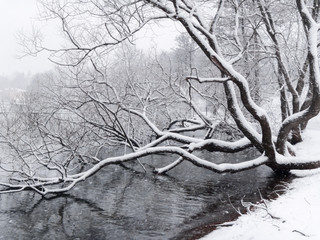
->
201, 116, 320, 240
188, 174, 292, 239
201, 170, 320, 240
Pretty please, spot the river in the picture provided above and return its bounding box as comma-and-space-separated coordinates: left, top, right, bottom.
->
0, 148, 289, 239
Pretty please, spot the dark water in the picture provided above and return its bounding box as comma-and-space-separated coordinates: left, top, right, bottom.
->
0, 148, 288, 240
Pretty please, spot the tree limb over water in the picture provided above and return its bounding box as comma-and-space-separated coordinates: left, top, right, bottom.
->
1, 0, 320, 195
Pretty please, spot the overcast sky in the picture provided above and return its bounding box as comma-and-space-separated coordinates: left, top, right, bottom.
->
0, 0, 178, 77
0, 0, 54, 76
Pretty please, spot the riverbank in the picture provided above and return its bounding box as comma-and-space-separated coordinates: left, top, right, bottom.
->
201, 116, 320, 240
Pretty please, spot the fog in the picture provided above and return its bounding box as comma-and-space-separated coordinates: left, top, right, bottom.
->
0, 0, 53, 76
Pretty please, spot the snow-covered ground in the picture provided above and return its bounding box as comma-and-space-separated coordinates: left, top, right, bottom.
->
202, 116, 320, 240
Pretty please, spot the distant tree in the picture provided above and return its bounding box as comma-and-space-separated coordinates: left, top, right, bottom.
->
1, 0, 320, 195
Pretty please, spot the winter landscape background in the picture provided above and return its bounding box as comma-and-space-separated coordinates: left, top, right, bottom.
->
1, 1, 320, 239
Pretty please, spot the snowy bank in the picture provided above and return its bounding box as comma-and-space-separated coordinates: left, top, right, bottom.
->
201, 117, 320, 240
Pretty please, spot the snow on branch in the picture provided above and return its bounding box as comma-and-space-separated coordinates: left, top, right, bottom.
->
186, 75, 230, 83
0, 146, 269, 195
189, 137, 253, 152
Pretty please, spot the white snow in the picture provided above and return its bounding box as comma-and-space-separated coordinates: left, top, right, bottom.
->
201, 115, 320, 240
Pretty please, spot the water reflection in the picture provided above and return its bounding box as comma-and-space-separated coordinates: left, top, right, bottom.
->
0, 149, 289, 239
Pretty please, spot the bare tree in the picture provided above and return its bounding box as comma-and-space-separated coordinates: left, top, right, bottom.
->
1, 0, 320, 195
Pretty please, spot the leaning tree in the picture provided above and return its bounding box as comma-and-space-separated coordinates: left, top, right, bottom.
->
1, 0, 320, 195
